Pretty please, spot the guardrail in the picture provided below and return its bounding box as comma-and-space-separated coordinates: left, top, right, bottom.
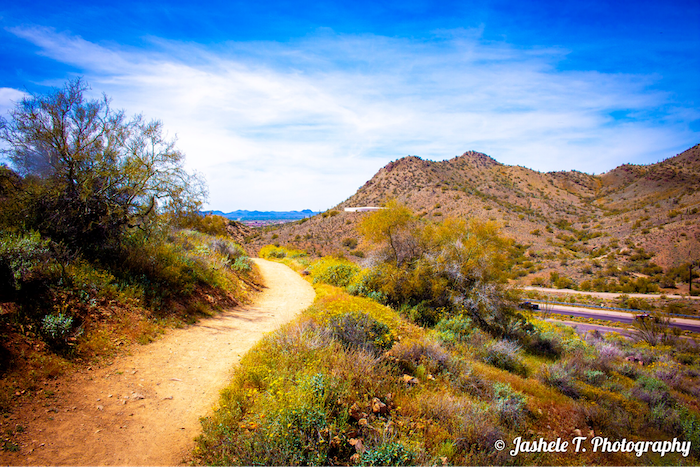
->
528, 300, 700, 320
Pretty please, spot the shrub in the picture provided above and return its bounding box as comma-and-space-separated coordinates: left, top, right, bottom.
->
0, 231, 53, 292
309, 258, 360, 287
435, 315, 474, 345
492, 382, 528, 430
389, 337, 451, 376
347, 268, 385, 301
41, 313, 81, 350
631, 374, 673, 408
525, 329, 564, 358
360, 442, 415, 466
259, 244, 288, 258
539, 361, 580, 398
401, 302, 444, 327
329, 312, 395, 355
482, 339, 528, 377
342, 237, 358, 250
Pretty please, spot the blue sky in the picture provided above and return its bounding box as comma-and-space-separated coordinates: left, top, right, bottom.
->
1, 0, 698, 211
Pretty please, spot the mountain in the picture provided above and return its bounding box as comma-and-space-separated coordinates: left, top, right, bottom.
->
247, 145, 700, 291
206, 209, 317, 222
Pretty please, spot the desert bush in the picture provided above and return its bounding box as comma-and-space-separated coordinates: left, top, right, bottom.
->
183, 214, 231, 236
360, 442, 416, 466
0, 231, 54, 293
329, 312, 394, 355
434, 315, 474, 345
525, 328, 564, 358
41, 313, 81, 350
593, 342, 625, 371
482, 339, 528, 377
342, 237, 358, 249
492, 382, 528, 430
400, 302, 445, 327
259, 244, 288, 258
389, 337, 451, 376
631, 374, 673, 408
309, 258, 360, 287
539, 361, 580, 398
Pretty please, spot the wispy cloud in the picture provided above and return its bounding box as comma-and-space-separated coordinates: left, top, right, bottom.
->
5, 26, 698, 210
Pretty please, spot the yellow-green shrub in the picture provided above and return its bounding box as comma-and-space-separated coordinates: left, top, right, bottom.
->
308, 257, 360, 287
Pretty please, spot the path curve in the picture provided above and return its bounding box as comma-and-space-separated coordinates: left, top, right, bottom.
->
0, 258, 315, 466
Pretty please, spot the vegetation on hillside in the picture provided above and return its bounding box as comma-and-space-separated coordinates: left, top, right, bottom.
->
0, 80, 257, 413
197, 248, 700, 465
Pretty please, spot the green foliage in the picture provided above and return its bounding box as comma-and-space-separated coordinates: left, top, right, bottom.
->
309, 258, 360, 287
492, 382, 528, 430
41, 313, 81, 350
400, 302, 445, 327
360, 442, 415, 466
259, 244, 307, 259
0, 230, 53, 292
539, 361, 580, 398
329, 312, 395, 355
357, 205, 525, 338
482, 339, 529, 377
434, 315, 474, 344
0, 78, 206, 252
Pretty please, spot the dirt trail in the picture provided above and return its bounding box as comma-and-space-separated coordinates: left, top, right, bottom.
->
0, 259, 315, 466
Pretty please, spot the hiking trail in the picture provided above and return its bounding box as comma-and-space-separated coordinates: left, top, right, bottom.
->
0, 258, 315, 465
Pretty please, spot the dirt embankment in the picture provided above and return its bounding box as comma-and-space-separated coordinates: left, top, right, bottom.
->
0, 258, 315, 466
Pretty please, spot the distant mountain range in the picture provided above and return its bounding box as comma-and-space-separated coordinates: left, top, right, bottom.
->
206, 209, 318, 221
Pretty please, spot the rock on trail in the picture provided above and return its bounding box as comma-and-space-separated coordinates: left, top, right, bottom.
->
0, 259, 315, 466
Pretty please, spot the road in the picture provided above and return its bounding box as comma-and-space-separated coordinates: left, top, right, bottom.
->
539, 303, 700, 334
523, 286, 700, 301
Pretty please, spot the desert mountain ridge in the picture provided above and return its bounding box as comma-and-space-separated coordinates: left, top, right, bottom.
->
246, 144, 700, 289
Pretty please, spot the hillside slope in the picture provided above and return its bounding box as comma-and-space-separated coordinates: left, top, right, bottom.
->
248, 145, 700, 292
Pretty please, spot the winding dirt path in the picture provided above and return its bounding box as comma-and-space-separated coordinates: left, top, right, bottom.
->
0, 259, 315, 466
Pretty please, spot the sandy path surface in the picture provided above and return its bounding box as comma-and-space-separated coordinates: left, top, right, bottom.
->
0, 259, 315, 466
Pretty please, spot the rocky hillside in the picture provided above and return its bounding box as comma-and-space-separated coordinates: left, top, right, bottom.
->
247, 145, 700, 292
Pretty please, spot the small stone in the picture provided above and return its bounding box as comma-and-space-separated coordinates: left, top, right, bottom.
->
163, 396, 174, 400
371, 397, 388, 414
401, 374, 419, 386
131, 393, 145, 400
96, 405, 104, 411
349, 438, 366, 454
349, 403, 364, 420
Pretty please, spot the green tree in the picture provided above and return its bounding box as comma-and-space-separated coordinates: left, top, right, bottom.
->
357, 199, 417, 266
358, 204, 525, 337
0, 78, 206, 251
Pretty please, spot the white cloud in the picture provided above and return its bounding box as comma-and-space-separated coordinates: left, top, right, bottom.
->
7, 26, 698, 210
0, 87, 27, 114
